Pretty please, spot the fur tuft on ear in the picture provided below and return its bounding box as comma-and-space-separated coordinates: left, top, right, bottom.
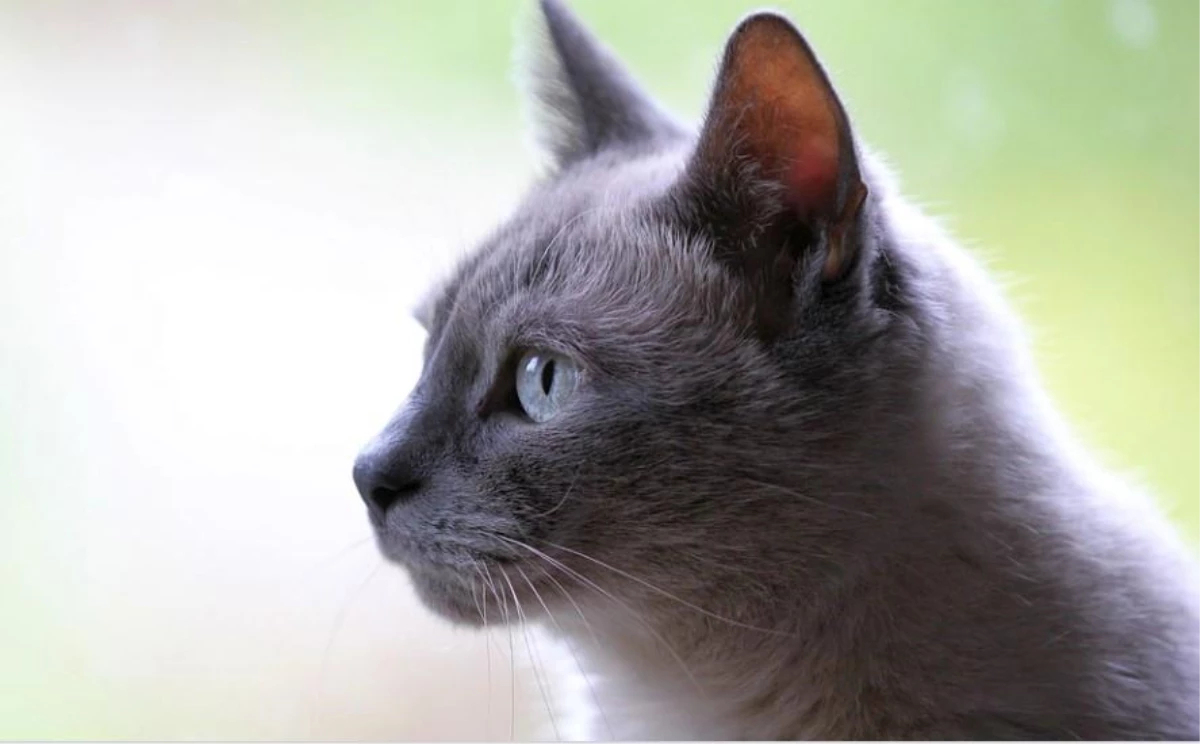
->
514, 0, 685, 170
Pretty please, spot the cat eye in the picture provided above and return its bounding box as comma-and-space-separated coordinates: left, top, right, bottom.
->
515, 350, 579, 423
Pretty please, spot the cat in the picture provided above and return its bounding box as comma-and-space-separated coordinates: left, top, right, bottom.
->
351, 0, 1200, 739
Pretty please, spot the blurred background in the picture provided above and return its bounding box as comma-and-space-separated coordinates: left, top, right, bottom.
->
0, 0, 1195, 739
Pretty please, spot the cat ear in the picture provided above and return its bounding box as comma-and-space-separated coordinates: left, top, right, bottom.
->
518, 0, 686, 168
683, 13, 867, 285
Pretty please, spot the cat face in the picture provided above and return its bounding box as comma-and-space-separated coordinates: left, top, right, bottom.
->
352, 0, 891, 626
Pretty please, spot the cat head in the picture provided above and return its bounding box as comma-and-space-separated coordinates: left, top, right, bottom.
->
353, 0, 907, 626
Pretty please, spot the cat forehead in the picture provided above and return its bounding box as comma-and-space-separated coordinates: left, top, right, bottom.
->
421, 148, 709, 329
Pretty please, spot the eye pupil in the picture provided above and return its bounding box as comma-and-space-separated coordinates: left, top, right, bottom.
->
515, 350, 577, 423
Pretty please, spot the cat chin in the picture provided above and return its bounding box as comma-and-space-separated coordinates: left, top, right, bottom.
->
405, 561, 557, 629
407, 568, 490, 627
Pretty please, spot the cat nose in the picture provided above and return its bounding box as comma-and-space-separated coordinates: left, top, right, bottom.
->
352, 445, 423, 520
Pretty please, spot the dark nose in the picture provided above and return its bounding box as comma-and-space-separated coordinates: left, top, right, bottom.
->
352, 444, 423, 520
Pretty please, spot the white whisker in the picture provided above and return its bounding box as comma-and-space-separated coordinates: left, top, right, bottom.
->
500, 569, 561, 741
489, 533, 705, 696
485, 563, 517, 741
540, 539, 795, 637
516, 564, 615, 741
743, 478, 877, 520
469, 563, 493, 738
534, 463, 584, 519
311, 559, 384, 737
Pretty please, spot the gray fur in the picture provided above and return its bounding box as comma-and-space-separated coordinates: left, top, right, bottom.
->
353, 1, 1200, 739
515, 0, 687, 169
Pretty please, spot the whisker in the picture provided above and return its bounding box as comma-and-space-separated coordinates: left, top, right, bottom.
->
532, 206, 605, 282
469, 563, 493, 738
311, 559, 384, 736
293, 535, 374, 585
484, 563, 517, 741
542, 571, 604, 656
533, 463, 584, 519
499, 569, 561, 741
539, 539, 795, 637
516, 564, 615, 741
742, 478, 877, 520
489, 533, 705, 696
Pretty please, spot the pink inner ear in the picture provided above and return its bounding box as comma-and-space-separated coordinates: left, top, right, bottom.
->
783, 136, 839, 217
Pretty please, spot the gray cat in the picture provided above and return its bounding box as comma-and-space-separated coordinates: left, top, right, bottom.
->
351, 0, 1200, 738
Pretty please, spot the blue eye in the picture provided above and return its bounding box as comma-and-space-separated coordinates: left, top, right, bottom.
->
515, 350, 579, 422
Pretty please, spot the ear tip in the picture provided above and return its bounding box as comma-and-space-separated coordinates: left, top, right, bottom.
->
538, 0, 601, 58
729, 10, 817, 56
732, 11, 802, 37
538, 0, 573, 33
